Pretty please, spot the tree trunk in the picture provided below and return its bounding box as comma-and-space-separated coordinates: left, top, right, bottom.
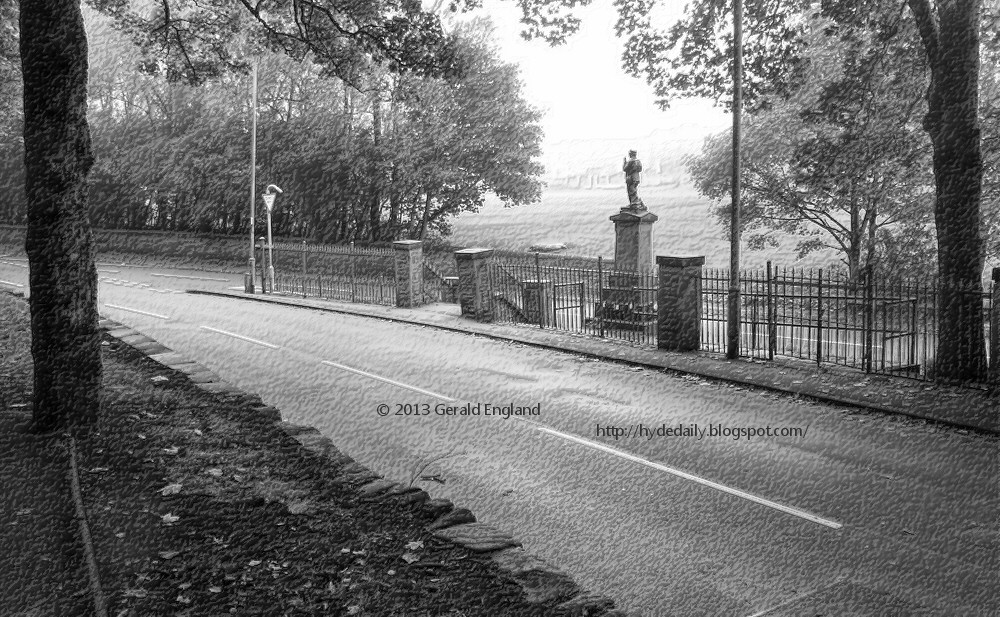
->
417, 191, 433, 239
19, 0, 101, 432
369, 92, 382, 241
909, 0, 987, 381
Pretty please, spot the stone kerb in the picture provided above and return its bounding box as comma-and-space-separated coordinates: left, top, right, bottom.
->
455, 248, 495, 322
657, 256, 706, 352
393, 240, 423, 308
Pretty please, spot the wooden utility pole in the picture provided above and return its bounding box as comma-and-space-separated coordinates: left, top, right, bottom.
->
726, 0, 743, 360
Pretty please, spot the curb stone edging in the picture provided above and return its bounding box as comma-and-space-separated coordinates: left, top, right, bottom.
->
97, 317, 632, 617
186, 289, 998, 436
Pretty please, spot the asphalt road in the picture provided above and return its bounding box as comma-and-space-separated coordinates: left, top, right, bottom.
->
2, 259, 998, 616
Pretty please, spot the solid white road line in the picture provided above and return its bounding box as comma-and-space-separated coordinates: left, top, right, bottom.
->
518, 418, 843, 530
152, 272, 228, 282
315, 360, 842, 530
320, 360, 458, 401
103, 303, 170, 320
0, 279, 24, 288
199, 325, 279, 349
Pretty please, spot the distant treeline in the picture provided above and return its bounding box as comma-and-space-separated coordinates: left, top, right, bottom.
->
0, 15, 543, 244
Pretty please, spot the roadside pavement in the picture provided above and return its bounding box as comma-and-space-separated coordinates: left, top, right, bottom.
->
191, 289, 998, 435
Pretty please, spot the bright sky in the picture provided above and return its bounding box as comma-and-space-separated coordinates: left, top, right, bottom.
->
469, 0, 730, 147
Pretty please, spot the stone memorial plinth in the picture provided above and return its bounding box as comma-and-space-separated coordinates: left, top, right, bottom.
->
596, 208, 658, 332
610, 209, 658, 273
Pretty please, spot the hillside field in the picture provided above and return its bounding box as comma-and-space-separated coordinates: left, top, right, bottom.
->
449, 186, 842, 271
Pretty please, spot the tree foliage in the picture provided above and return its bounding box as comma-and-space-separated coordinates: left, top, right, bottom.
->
2, 12, 543, 245
597, 0, 993, 380
687, 7, 946, 281
7, 0, 525, 432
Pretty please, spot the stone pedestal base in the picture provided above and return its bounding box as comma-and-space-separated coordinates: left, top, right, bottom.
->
610, 209, 658, 273
595, 272, 657, 332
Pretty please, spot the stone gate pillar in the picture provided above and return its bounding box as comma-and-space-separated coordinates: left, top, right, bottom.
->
657, 256, 706, 351
455, 248, 494, 322
393, 240, 423, 308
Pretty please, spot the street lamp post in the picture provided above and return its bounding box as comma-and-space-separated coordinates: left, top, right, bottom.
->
246, 59, 259, 294
262, 184, 283, 293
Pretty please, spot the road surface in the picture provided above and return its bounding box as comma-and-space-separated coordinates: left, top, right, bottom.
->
2, 259, 998, 616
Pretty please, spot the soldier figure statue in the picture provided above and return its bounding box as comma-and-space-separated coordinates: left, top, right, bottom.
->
622, 150, 645, 210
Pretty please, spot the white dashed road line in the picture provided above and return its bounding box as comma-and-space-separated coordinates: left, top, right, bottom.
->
152, 272, 228, 282
320, 360, 458, 401
316, 360, 843, 530
0, 279, 24, 288
103, 303, 170, 320
743, 576, 850, 617
518, 418, 843, 530
199, 325, 279, 349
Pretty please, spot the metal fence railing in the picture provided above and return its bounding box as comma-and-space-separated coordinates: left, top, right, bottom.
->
490, 255, 658, 346
266, 241, 396, 306
254, 239, 995, 386
702, 263, 995, 382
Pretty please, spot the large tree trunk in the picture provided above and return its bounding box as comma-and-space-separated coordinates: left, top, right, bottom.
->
908, 0, 987, 382
20, 0, 101, 432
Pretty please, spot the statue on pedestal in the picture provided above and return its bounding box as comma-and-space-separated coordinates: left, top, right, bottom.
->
622, 149, 646, 211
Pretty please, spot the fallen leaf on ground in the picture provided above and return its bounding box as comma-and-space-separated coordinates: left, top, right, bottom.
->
405, 541, 424, 551
158, 550, 180, 560
206, 468, 223, 477
161, 513, 180, 525
159, 483, 183, 496
163, 446, 180, 455
401, 553, 420, 564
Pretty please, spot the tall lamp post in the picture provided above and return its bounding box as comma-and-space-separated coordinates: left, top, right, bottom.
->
262, 184, 283, 293
245, 60, 259, 294
726, 0, 744, 360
